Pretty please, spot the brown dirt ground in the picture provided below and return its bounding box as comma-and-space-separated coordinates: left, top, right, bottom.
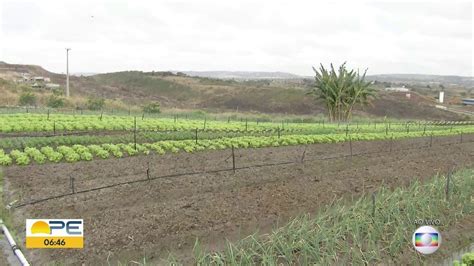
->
2, 134, 474, 265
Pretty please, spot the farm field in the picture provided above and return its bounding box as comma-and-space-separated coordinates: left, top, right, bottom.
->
1, 126, 473, 264
1, 114, 473, 166
2, 1, 473, 265
0, 113, 473, 264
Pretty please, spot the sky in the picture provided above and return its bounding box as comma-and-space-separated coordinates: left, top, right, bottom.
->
0, 0, 472, 76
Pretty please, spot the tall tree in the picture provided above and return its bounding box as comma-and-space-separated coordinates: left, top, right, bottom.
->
309, 63, 375, 121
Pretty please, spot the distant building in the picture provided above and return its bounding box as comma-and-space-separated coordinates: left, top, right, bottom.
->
45, 83, 60, 89
385, 86, 410, 92
438, 91, 445, 103
33, 76, 45, 81
461, 98, 474, 105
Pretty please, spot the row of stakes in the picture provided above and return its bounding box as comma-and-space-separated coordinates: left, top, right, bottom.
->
65, 133, 466, 196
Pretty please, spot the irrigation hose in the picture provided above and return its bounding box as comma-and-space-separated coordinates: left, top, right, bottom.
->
0, 219, 30, 266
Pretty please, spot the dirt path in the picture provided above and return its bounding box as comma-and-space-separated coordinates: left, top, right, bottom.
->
3, 135, 474, 265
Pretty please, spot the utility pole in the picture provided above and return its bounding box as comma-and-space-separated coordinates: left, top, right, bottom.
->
66, 48, 71, 97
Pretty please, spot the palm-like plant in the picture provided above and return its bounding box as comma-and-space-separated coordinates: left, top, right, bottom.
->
309, 63, 375, 121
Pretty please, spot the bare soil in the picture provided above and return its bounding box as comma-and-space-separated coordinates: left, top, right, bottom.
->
3, 135, 474, 265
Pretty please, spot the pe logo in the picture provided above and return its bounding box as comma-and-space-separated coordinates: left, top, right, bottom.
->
412, 226, 441, 254
26, 219, 83, 248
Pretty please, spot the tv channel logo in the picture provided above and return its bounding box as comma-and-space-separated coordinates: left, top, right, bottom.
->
412, 226, 441, 254
26, 219, 83, 249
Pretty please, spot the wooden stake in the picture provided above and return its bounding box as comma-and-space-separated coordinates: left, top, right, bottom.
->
146, 162, 151, 180
231, 145, 236, 173
134, 116, 137, 150
349, 136, 353, 159
299, 146, 306, 163
445, 169, 451, 201
372, 192, 376, 217
195, 128, 198, 144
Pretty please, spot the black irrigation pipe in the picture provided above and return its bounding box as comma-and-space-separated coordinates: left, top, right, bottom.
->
12, 168, 231, 208
12, 135, 474, 209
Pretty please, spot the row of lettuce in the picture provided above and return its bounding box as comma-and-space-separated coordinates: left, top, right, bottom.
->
0, 113, 468, 133
2, 114, 312, 132
1, 126, 461, 150
1, 129, 472, 166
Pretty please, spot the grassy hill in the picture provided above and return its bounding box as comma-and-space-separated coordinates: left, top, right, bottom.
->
0, 62, 469, 120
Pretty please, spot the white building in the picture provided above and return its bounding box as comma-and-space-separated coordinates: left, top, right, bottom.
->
45, 83, 60, 89
438, 91, 445, 103
384, 87, 410, 92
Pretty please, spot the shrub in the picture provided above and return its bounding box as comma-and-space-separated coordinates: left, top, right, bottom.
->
18, 92, 37, 106
86, 97, 105, 110
52, 88, 64, 96
143, 102, 161, 113
47, 95, 65, 108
